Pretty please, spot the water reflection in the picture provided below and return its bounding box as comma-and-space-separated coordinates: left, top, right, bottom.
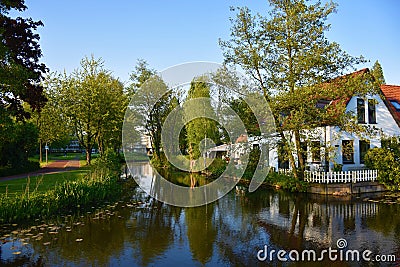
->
1, 163, 399, 266
186, 205, 216, 264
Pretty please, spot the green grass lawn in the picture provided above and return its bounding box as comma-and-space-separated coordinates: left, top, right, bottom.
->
0, 168, 90, 195
29, 152, 86, 162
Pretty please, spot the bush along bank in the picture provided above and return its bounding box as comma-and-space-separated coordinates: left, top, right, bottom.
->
364, 137, 400, 191
238, 147, 309, 192
0, 151, 132, 224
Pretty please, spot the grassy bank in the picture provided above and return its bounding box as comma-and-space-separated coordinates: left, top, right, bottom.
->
0, 169, 90, 195
0, 152, 127, 224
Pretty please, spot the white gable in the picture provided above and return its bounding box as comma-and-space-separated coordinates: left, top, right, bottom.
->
346, 94, 400, 137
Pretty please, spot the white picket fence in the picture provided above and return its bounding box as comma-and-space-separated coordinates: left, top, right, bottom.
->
304, 169, 378, 184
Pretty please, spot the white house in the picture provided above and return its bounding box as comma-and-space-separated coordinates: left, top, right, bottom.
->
210, 70, 400, 172
268, 77, 400, 171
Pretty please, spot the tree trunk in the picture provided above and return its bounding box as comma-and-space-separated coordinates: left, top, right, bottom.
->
279, 131, 298, 179
86, 148, 92, 165
294, 130, 305, 181
86, 149, 92, 165
39, 140, 43, 163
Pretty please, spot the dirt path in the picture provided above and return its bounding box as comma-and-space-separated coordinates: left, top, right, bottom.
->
0, 159, 81, 182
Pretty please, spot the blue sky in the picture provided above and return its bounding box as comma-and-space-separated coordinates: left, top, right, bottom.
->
15, 0, 400, 86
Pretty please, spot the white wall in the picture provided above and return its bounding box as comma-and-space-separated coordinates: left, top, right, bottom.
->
268, 93, 400, 172
330, 94, 400, 171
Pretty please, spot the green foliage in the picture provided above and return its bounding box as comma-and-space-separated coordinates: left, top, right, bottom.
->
30, 73, 72, 161
236, 146, 308, 192
131, 74, 178, 161
241, 147, 261, 180
333, 163, 343, 172
0, 0, 47, 119
0, 0, 48, 171
56, 56, 127, 165
0, 159, 124, 223
185, 77, 220, 160
220, 0, 371, 179
264, 172, 309, 192
230, 98, 260, 136
365, 137, 400, 190
0, 120, 38, 168
127, 59, 156, 97
206, 158, 227, 178
371, 60, 385, 86
0, 161, 39, 178
93, 149, 123, 177
168, 155, 191, 170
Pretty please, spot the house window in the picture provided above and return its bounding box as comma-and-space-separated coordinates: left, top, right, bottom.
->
342, 140, 354, 164
359, 140, 370, 164
311, 141, 321, 162
390, 100, 400, 111
368, 99, 376, 124
316, 99, 331, 109
357, 98, 365, 123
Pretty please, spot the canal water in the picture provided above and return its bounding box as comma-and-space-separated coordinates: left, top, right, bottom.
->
1, 163, 399, 266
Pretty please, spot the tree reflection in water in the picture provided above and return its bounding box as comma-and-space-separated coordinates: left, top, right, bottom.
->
1, 164, 400, 266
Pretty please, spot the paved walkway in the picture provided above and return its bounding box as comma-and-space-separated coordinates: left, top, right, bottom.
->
0, 159, 81, 182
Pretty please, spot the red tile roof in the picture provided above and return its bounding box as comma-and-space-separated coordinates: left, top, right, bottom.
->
327, 68, 370, 106
380, 84, 400, 127
278, 68, 373, 128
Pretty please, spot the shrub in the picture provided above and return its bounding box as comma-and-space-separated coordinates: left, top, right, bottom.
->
94, 149, 123, 177
265, 172, 309, 192
0, 160, 40, 177
241, 147, 261, 180
206, 158, 227, 178
365, 147, 400, 190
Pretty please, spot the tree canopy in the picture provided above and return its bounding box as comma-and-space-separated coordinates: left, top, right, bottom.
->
31, 73, 72, 162
185, 77, 220, 161
0, 0, 47, 170
0, 0, 47, 119
220, 0, 373, 179
56, 56, 127, 165
371, 60, 385, 86
126, 59, 156, 98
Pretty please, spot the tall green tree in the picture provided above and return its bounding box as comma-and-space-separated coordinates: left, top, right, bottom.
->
30, 73, 71, 162
0, 0, 47, 169
126, 59, 156, 98
57, 56, 127, 165
371, 60, 385, 86
185, 77, 220, 161
220, 0, 371, 179
229, 98, 260, 136
127, 60, 184, 163
0, 0, 47, 119
131, 75, 176, 161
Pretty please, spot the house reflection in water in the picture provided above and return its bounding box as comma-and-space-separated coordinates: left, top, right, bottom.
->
128, 162, 155, 193
255, 192, 398, 256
